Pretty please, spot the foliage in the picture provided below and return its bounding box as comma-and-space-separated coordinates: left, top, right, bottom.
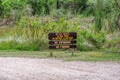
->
87, 32, 106, 49
0, 0, 89, 17
94, 0, 119, 32
94, 0, 104, 32
0, 0, 11, 17
0, 0, 119, 51
0, 0, 28, 19
79, 29, 106, 49
0, 41, 39, 51
106, 33, 120, 48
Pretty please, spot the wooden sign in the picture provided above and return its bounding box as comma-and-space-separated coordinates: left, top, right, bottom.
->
49, 41, 76, 45
48, 32, 77, 49
49, 45, 76, 49
48, 32, 77, 40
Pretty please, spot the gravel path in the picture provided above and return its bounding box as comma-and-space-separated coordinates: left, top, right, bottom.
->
0, 57, 120, 80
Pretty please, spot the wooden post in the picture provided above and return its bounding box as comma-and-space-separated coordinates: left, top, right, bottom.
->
50, 50, 53, 57
71, 48, 75, 56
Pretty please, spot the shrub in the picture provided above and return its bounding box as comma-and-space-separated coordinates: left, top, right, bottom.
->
0, 41, 39, 51
77, 30, 88, 51
87, 32, 106, 49
0, 41, 18, 50
77, 29, 106, 49
15, 42, 39, 51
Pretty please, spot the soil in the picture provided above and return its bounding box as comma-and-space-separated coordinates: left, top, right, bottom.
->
0, 57, 120, 80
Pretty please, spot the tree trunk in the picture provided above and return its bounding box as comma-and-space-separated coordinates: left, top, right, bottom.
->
56, 0, 60, 9
115, 0, 120, 29
116, 12, 120, 29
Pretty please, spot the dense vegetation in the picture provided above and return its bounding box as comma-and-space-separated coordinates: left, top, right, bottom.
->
0, 0, 120, 52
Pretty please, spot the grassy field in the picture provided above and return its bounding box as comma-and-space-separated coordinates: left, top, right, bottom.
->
0, 50, 120, 61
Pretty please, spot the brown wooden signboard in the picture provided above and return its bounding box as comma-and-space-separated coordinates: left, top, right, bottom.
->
48, 32, 77, 40
48, 32, 77, 49
49, 45, 77, 49
49, 41, 76, 45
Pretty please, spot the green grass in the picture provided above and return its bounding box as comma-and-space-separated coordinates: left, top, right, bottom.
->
0, 50, 119, 61
0, 27, 11, 37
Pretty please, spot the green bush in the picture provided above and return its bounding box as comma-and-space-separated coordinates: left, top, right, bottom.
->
86, 32, 106, 49
15, 43, 39, 51
77, 29, 106, 49
0, 41, 17, 50
77, 30, 88, 51
0, 41, 39, 51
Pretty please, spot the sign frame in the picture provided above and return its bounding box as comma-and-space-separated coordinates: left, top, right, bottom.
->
48, 32, 77, 49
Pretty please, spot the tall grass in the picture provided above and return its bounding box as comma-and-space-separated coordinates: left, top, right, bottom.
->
94, 0, 119, 32
94, 0, 104, 32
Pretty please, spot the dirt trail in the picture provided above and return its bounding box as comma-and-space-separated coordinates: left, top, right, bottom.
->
0, 57, 119, 80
